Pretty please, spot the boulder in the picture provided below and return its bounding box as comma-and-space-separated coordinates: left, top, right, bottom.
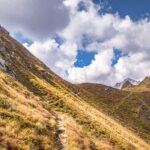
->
0, 58, 7, 71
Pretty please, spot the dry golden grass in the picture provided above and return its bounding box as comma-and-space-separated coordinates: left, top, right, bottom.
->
60, 94, 149, 150
124, 86, 150, 92
59, 113, 117, 150
0, 72, 57, 150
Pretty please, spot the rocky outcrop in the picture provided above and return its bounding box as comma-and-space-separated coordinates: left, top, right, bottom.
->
121, 80, 133, 89
56, 116, 68, 150
114, 78, 140, 89
0, 40, 8, 71
0, 25, 9, 36
0, 58, 7, 71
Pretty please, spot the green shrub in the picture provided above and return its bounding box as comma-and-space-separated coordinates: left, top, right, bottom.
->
0, 111, 23, 122
0, 97, 11, 109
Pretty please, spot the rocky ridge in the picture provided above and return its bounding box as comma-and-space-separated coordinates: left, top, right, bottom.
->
115, 78, 140, 89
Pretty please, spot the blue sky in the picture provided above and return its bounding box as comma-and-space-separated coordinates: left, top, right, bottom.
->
93, 0, 150, 20
112, 49, 127, 66
14, 32, 33, 46
74, 50, 97, 67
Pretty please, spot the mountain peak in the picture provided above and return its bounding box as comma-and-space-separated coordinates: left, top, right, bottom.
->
114, 78, 140, 89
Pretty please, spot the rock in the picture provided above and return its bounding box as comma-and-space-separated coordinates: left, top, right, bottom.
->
0, 58, 7, 71
57, 116, 63, 121
0, 47, 6, 52
59, 134, 67, 139
56, 116, 68, 150
0, 25, 9, 36
58, 127, 66, 132
114, 78, 140, 89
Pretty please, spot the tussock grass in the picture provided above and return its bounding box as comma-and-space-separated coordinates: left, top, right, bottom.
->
0, 98, 11, 109
0, 72, 57, 150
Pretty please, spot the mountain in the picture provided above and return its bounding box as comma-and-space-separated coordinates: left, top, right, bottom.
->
124, 77, 150, 92
77, 83, 150, 143
114, 78, 140, 89
0, 26, 150, 150
139, 77, 150, 88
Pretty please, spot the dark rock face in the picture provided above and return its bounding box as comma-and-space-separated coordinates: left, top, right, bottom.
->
0, 58, 7, 71
114, 78, 140, 89
121, 80, 133, 89
0, 25, 9, 36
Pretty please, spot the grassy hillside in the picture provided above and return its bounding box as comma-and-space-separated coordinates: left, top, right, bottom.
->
77, 83, 150, 143
124, 77, 150, 92
0, 72, 57, 149
0, 32, 150, 149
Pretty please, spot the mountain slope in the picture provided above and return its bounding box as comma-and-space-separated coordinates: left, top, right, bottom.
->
0, 72, 57, 149
0, 28, 150, 149
123, 77, 150, 92
77, 83, 150, 143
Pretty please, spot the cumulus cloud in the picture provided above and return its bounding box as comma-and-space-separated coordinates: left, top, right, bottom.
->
68, 49, 114, 84
60, 0, 150, 85
4, 0, 150, 85
25, 39, 77, 79
0, 0, 69, 40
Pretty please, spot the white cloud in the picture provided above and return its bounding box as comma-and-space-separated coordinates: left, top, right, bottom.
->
25, 39, 77, 80
16, 0, 150, 85
0, 0, 69, 40
114, 52, 150, 82
68, 49, 113, 84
